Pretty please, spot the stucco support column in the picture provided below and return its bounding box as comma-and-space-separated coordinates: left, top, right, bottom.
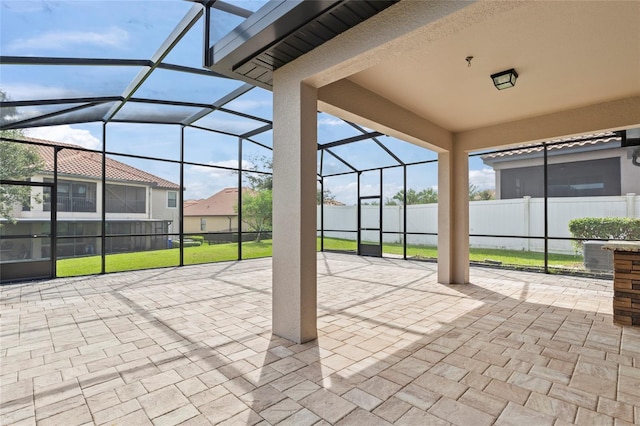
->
272, 78, 318, 343
437, 147, 470, 284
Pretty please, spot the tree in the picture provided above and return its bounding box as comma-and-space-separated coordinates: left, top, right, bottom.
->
238, 189, 272, 242
238, 155, 273, 241
0, 90, 44, 223
386, 188, 438, 205
317, 188, 336, 205
469, 184, 495, 201
243, 155, 272, 190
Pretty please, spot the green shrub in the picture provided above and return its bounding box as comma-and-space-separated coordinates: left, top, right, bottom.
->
170, 239, 202, 248
568, 217, 640, 248
186, 235, 205, 244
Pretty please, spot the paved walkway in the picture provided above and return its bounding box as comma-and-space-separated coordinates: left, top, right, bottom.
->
1, 253, 638, 425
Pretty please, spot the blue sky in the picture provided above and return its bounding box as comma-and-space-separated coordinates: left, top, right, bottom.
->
1, 0, 495, 205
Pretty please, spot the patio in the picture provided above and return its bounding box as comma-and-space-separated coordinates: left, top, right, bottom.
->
1, 253, 639, 425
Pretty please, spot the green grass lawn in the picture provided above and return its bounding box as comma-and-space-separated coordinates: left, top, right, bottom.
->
57, 237, 583, 277
323, 239, 582, 268
57, 241, 273, 277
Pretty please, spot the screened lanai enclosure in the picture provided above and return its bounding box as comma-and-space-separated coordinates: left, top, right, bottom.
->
1, 0, 639, 283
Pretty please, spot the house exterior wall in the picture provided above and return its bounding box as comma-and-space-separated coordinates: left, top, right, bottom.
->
18, 175, 104, 220
621, 147, 640, 195
488, 147, 640, 198
151, 188, 179, 232
3, 174, 178, 260
16, 175, 181, 223
184, 216, 239, 234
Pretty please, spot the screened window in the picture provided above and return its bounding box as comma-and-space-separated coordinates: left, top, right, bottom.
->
167, 191, 177, 208
106, 185, 146, 213
500, 158, 621, 199
44, 179, 97, 212
200, 218, 206, 231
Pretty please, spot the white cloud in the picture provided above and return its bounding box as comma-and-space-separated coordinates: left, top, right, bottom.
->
2, 1, 48, 13
469, 167, 495, 190
318, 118, 345, 127
3, 84, 80, 102
328, 182, 358, 205
9, 27, 129, 52
185, 160, 256, 199
225, 99, 271, 112
24, 125, 101, 149
195, 116, 264, 135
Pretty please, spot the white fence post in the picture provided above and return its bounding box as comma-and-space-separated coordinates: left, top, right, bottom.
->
523, 196, 531, 251
627, 193, 636, 217
320, 195, 634, 255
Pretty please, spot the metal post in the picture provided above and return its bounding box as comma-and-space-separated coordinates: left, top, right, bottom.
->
52, 147, 59, 277
320, 177, 324, 252
180, 126, 185, 266
379, 168, 383, 255
403, 164, 407, 260
543, 143, 549, 273
101, 123, 107, 274
238, 137, 243, 260
203, 3, 212, 67
320, 150, 324, 252
357, 172, 361, 254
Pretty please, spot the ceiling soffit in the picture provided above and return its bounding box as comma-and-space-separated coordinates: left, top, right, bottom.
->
343, 1, 640, 135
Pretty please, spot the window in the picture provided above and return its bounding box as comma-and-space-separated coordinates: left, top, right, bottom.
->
167, 191, 177, 208
200, 218, 206, 231
106, 185, 146, 213
500, 158, 621, 199
44, 179, 97, 212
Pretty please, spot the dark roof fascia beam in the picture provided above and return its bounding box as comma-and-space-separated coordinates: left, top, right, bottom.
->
103, 4, 204, 123
182, 83, 255, 126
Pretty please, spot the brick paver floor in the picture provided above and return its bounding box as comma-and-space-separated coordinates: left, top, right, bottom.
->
1, 252, 639, 425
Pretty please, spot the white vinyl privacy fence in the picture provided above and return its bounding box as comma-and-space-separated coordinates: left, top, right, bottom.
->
319, 194, 639, 254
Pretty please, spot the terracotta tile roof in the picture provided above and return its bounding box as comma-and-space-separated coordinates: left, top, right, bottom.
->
22, 137, 180, 189
183, 199, 202, 208
184, 187, 253, 217
482, 132, 620, 160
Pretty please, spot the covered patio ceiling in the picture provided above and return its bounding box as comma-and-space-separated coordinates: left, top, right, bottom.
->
303, 1, 640, 152
199, 1, 639, 152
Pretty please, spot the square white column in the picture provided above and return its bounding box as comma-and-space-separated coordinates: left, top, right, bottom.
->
437, 149, 470, 284
272, 79, 318, 343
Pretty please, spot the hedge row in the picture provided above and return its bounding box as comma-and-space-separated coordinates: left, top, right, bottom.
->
568, 217, 640, 243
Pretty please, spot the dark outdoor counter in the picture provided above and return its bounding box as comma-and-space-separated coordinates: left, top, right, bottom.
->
603, 242, 640, 326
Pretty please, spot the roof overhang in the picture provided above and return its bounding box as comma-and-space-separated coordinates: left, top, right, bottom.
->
206, 0, 398, 89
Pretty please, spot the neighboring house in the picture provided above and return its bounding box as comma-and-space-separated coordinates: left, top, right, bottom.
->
183, 199, 202, 209
482, 133, 640, 199
2, 138, 181, 259
183, 187, 250, 234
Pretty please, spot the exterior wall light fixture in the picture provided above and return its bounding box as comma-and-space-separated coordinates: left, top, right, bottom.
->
491, 68, 518, 90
